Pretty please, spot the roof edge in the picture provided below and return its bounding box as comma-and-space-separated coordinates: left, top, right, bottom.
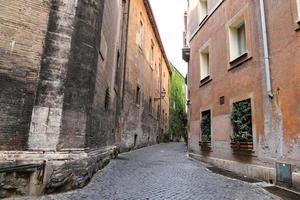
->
169, 62, 185, 80
144, 0, 172, 75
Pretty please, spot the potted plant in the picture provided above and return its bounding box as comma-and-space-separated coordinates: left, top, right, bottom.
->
230, 132, 253, 151
230, 99, 253, 152
199, 134, 211, 149
199, 111, 211, 150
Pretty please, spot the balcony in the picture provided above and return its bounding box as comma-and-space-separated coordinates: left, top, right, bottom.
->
182, 47, 190, 62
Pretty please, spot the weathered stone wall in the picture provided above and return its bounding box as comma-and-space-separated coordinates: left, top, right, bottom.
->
56, 0, 105, 150
0, 171, 31, 198
0, 0, 126, 150
0, 0, 51, 150
44, 146, 117, 194
0, 0, 126, 198
28, 0, 78, 151
0, 146, 117, 198
120, 0, 170, 151
85, 0, 123, 148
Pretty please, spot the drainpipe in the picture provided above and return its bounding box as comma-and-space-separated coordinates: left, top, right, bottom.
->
259, 0, 274, 98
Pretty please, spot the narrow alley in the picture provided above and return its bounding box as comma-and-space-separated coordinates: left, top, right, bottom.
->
1, 0, 300, 199
13, 143, 277, 200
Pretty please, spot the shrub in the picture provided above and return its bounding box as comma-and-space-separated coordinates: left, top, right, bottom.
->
200, 111, 211, 142
230, 99, 253, 143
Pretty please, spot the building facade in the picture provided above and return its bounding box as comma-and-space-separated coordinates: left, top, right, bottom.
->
0, 0, 128, 197
183, 0, 300, 189
118, 0, 171, 151
0, 0, 171, 197
169, 63, 187, 141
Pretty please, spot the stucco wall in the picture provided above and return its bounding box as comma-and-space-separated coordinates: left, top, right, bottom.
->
187, 0, 300, 171
121, 0, 170, 151
262, 0, 300, 166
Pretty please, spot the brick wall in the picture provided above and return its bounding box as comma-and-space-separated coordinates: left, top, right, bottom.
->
58, 0, 105, 149
120, 0, 170, 151
0, 0, 125, 151
85, 0, 123, 148
28, 0, 82, 150
0, 0, 51, 150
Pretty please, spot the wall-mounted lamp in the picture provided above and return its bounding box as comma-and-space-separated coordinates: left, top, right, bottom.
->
186, 99, 191, 106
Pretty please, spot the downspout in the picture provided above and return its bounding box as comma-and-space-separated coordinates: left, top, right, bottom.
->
260, 0, 283, 158
259, 0, 274, 98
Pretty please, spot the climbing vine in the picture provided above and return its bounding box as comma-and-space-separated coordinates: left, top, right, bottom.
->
169, 65, 187, 141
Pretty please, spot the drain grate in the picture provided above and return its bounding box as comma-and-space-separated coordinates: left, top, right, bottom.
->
207, 167, 261, 183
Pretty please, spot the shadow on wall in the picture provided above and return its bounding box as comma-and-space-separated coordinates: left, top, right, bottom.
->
0, 74, 35, 150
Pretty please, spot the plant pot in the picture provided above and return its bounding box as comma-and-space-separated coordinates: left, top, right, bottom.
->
199, 141, 211, 151
230, 142, 253, 151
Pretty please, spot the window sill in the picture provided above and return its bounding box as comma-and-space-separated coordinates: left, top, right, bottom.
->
189, 0, 225, 42
228, 52, 252, 71
199, 76, 212, 87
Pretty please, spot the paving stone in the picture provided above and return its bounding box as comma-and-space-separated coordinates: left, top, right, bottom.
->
10, 143, 279, 200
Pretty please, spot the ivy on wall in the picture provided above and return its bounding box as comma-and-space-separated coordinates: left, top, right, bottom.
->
169, 64, 187, 141
230, 99, 253, 143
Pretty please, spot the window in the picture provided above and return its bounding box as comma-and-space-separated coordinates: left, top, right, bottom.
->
198, 0, 208, 23
231, 99, 253, 143
297, 0, 300, 20
200, 46, 210, 80
200, 110, 211, 142
237, 24, 246, 55
136, 86, 141, 105
150, 40, 154, 66
229, 17, 247, 61
137, 20, 144, 49
149, 97, 152, 114
134, 134, 138, 147
157, 105, 160, 118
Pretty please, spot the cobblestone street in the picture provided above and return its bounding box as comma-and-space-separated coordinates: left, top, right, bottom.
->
13, 143, 278, 200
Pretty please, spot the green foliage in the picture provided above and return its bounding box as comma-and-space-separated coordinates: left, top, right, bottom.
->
230, 99, 253, 143
200, 111, 211, 142
169, 66, 187, 141
230, 133, 252, 143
